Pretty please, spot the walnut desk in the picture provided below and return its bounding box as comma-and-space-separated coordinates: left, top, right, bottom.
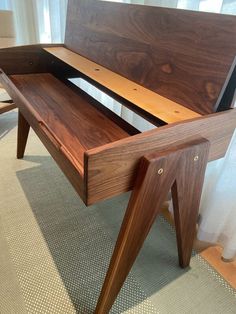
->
0, 1, 236, 313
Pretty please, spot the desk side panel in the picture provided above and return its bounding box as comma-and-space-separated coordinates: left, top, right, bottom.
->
85, 110, 236, 205
0, 72, 85, 201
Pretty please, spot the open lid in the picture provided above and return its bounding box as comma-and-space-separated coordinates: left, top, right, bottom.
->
65, 0, 236, 115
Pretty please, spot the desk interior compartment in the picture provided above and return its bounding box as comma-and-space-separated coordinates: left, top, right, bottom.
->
6, 72, 139, 203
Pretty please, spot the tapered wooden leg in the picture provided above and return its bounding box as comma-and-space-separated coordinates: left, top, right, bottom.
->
17, 111, 30, 159
95, 139, 209, 314
172, 140, 209, 267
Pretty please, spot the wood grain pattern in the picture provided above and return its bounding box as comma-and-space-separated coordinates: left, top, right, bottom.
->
95, 138, 209, 313
0, 71, 86, 200
171, 140, 210, 267
44, 47, 201, 124
59, 77, 140, 136
65, 0, 236, 115
0, 3, 235, 311
85, 109, 236, 205
45, 49, 167, 127
10, 73, 132, 170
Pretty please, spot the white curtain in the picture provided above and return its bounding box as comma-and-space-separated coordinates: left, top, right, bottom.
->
0, 0, 68, 44
1, 0, 236, 258
198, 130, 236, 260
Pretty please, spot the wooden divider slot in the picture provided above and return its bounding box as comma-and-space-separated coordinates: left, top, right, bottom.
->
44, 47, 201, 125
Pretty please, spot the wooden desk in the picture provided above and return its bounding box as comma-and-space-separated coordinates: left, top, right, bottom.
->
0, 1, 236, 313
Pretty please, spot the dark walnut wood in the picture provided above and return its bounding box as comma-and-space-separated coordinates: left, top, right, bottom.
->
0, 44, 63, 75
0, 71, 86, 200
2, 69, 235, 207
65, 0, 236, 115
10, 73, 137, 200
0, 1, 236, 312
0, 71, 137, 202
95, 138, 209, 314
10, 73, 132, 164
85, 108, 236, 205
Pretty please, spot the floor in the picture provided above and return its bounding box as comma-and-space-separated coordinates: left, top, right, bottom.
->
162, 206, 236, 289
0, 107, 235, 312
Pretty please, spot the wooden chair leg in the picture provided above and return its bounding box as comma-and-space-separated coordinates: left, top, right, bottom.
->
17, 111, 30, 159
95, 138, 209, 314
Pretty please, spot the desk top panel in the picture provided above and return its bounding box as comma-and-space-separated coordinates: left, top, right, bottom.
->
65, 0, 236, 115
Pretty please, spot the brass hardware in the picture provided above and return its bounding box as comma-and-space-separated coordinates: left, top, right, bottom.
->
158, 168, 164, 175
194, 155, 199, 161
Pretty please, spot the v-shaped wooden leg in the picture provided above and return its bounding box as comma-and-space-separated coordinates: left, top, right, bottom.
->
95, 138, 209, 314
171, 142, 210, 267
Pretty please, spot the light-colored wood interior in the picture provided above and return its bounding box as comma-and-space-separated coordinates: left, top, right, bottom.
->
44, 47, 201, 125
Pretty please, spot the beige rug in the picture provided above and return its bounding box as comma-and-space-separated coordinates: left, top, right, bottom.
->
0, 110, 236, 314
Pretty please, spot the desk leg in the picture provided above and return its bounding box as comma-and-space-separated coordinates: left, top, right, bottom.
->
95, 139, 209, 314
17, 111, 30, 159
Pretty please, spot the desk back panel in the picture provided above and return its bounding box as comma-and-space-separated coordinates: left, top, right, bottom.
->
65, 0, 236, 115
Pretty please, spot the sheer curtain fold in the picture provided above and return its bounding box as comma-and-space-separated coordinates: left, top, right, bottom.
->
34, 0, 68, 43
198, 130, 236, 259
0, 0, 235, 258
0, 0, 68, 44
9, 0, 39, 44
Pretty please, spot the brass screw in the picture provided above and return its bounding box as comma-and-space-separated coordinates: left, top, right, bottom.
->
158, 168, 164, 175
194, 155, 199, 162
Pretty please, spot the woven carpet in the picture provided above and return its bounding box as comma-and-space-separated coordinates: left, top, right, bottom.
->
0, 110, 236, 314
